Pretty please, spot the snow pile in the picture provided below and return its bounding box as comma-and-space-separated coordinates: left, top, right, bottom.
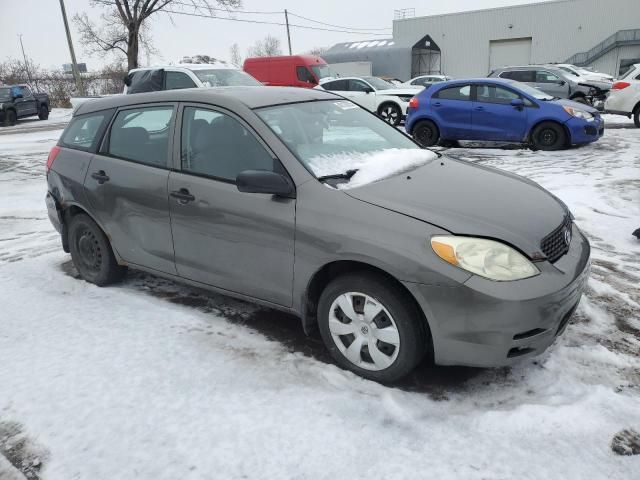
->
307, 148, 438, 189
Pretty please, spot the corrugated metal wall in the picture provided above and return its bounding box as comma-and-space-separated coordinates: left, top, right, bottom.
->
393, 0, 640, 78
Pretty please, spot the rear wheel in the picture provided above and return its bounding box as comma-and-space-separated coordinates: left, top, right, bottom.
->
3, 110, 17, 127
633, 105, 640, 128
318, 273, 428, 383
412, 119, 439, 147
531, 121, 567, 151
38, 105, 49, 120
68, 213, 126, 286
378, 102, 402, 126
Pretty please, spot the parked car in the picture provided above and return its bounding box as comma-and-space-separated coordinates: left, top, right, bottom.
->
489, 65, 609, 106
553, 63, 615, 83
46, 87, 590, 382
316, 76, 417, 125
71, 62, 261, 110
405, 78, 604, 150
243, 55, 332, 88
0, 85, 50, 126
401, 74, 452, 89
604, 63, 640, 127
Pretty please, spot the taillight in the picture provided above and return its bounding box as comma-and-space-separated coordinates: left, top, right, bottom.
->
409, 96, 419, 109
47, 145, 61, 172
612, 81, 631, 90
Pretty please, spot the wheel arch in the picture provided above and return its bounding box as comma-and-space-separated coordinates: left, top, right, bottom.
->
301, 260, 432, 353
61, 204, 121, 262
526, 118, 571, 145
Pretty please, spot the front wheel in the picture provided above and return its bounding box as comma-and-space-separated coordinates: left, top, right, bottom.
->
317, 273, 428, 383
412, 119, 439, 147
3, 110, 17, 127
377, 103, 402, 126
38, 105, 49, 120
68, 213, 126, 286
633, 106, 640, 128
531, 121, 567, 151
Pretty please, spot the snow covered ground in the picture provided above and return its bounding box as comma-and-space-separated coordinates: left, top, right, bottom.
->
0, 115, 639, 479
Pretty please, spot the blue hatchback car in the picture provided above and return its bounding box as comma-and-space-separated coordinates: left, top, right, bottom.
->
405, 78, 604, 150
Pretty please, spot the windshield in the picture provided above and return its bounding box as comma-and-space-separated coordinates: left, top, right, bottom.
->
508, 81, 554, 100
0, 87, 11, 101
193, 69, 261, 87
311, 64, 333, 80
559, 66, 580, 77
363, 76, 394, 90
255, 99, 435, 188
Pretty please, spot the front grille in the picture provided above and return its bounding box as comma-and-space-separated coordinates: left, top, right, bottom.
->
540, 217, 572, 263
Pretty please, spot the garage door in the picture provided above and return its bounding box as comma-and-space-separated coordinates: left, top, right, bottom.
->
489, 38, 532, 72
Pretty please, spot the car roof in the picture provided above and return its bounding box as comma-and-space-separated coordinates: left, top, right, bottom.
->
129, 63, 236, 73
435, 78, 516, 86
73, 86, 337, 116
494, 65, 564, 71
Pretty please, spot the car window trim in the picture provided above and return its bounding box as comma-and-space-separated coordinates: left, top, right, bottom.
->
99, 102, 177, 170
175, 101, 292, 186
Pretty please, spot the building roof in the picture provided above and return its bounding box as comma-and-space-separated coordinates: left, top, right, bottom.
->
325, 39, 401, 55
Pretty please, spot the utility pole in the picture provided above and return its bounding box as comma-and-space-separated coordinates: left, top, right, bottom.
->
58, 0, 85, 96
18, 34, 34, 87
284, 9, 292, 55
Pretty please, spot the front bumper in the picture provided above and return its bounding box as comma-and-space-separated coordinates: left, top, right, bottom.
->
404, 224, 591, 367
565, 116, 604, 144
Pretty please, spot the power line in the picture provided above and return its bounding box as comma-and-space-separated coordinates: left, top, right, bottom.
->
287, 11, 391, 31
92, 0, 390, 35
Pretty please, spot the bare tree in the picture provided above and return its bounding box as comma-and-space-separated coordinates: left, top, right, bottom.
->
247, 35, 282, 58
73, 0, 242, 71
229, 43, 242, 67
307, 46, 328, 56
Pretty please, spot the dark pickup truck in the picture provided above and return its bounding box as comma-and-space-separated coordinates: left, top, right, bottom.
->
0, 85, 50, 126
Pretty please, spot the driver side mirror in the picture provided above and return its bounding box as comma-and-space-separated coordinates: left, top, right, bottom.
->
364, 87, 374, 94
510, 98, 525, 110
556, 80, 566, 86
236, 170, 296, 198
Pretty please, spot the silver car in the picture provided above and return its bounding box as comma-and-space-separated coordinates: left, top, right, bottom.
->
489, 65, 609, 105
45, 87, 590, 382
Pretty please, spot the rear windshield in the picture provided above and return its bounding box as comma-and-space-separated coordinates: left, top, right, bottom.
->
193, 69, 261, 87
60, 110, 113, 151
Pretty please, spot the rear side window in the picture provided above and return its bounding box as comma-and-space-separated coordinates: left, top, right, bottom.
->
108, 106, 174, 168
165, 71, 196, 90
322, 79, 348, 91
434, 85, 471, 101
60, 111, 112, 151
500, 70, 536, 83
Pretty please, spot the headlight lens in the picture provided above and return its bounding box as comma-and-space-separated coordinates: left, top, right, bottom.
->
431, 236, 539, 281
563, 106, 593, 120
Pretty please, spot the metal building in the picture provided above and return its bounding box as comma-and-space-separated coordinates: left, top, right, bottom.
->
324, 0, 640, 81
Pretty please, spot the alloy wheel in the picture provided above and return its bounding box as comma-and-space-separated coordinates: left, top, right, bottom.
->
380, 105, 400, 125
328, 292, 400, 371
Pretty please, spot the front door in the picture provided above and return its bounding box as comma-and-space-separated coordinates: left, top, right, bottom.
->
344, 79, 377, 111
472, 84, 528, 141
534, 70, 570, 98
168, 105, 296, 307
84, 104, 177, 274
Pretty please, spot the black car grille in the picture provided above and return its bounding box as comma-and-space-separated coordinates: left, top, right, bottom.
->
541, 217, 572, 263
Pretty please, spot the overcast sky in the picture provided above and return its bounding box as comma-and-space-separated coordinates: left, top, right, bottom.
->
0, 0, 551, 71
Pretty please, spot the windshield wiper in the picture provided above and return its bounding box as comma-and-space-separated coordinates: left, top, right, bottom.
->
317, 169, 359, 182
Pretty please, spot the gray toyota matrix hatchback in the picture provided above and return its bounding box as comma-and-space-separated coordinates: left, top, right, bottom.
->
45, 87, 590, 382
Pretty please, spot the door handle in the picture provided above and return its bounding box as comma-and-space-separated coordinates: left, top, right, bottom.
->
170, 188, 195, 204
91, 170, 110, 184
433, 102, 442, 107
474, 106, 485, 111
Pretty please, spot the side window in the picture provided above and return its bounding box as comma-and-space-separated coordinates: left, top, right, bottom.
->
181, 106, 274, 182
476, 85, 520, 105
165, 71, 196, 90
296, 66, 314, 83
322, 79, 348, 91
21, 86, 32, 97
412, 78, 428, 86
60, 111, 111, 151
434, 84, 471, 101
108, 106, 173, 167
536, 71, 560, 83
349, 79, 371, 92
500, 70, 535, 83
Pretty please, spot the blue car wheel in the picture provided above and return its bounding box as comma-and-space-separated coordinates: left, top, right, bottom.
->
413, 120, 439, 147
531, 122, 567, 151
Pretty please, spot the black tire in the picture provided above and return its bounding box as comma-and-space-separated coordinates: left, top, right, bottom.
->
68, 213, 126, 286
38, 105, 49, 120
377, 102, 402, 126
412, 119, 439, 147
3, 109, 17, 127
317, 273, 429, 383
571, 96, 588, 105
531, 121, 567, 151
633, 105, 640, 128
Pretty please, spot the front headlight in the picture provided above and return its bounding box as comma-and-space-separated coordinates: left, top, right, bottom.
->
563, 106, 593, 120
431, 236, 540, 281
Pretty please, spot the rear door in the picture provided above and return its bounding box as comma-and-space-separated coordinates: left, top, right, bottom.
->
431, 84, 473, 138
14, 86, 37, 117
168, 104, 296, 306
472, 84, 528, 141
84, 104, 177, 274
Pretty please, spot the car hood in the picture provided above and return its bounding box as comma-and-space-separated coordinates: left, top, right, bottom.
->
552, 98, 600, 113
344, 156, 568, 259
